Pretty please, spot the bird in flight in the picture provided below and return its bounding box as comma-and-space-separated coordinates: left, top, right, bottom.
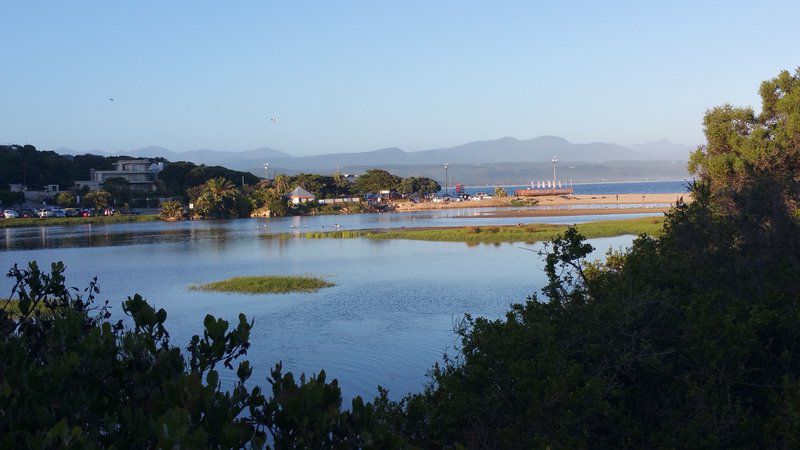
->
269, 116, 278, 123
108, 98, 115, 101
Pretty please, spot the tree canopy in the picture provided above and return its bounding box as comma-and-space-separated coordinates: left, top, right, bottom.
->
158, 161, 259, 199
188, 177, 252, 219
372, 68, 800, 448
397, 176, 441, 196
689, 68, 800, 215
0, 145, 116, 190
352, 169, 402, 194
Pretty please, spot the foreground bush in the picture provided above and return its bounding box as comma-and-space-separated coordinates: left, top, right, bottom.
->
376, 69, 800, 448
0, 262, 400, 448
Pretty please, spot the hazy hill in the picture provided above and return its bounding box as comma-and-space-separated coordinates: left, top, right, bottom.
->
333, 161, 690, 185
626, 139, 695, 161
53, 135, 695, 183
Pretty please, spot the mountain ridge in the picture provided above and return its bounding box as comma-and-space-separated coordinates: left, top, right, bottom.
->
53, 136, 696, 175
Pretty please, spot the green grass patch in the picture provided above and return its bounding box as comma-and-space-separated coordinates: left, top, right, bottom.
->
0, 214, 159, 228
190, 275, 334, 295
293, 216, 665, 244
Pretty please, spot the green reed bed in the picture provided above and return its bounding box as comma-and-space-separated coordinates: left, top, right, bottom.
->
294, 216, 665, 244
190, 275, 334, 295
0, 214, 159, 228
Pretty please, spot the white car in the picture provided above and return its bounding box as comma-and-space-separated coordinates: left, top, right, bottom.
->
38, 209, 54, 218
3, 209, 18, 218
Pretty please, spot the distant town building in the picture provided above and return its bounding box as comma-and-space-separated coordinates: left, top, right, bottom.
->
286, 186, 316, 204
75, 159, 164, 192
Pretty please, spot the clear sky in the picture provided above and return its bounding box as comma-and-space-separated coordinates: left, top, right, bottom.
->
1, 1, 798, 155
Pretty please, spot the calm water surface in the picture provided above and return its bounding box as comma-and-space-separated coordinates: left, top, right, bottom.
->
1, 213, 640, 401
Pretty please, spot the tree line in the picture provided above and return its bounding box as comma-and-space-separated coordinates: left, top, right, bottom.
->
0, 143, 441, 216
163, 169, 440, 220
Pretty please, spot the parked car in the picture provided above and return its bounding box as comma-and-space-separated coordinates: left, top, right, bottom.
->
118, 208, 141, 215
80, 209, 95, 217
18, 209, 36, 218
64, 208, 80, 217
37, 209, 54, 218
51, 208, 66, 218
3, 209, 18, 219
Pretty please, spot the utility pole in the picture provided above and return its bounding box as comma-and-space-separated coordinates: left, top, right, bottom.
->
444, 162, 449, 196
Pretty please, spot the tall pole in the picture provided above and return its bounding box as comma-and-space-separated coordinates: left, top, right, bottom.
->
264, 162, 270, 181
552, 155, 558, 189
444, 162, 449, 196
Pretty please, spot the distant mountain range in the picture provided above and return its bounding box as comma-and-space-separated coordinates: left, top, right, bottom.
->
55, 136, 696, 184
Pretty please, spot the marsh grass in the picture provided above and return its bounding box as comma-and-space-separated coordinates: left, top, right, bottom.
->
293, 216, 665, 244
0, 214, 158, 228
190, 275, 334, 294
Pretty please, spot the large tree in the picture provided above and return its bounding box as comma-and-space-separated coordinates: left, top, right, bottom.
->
378, 69, 800, 448
352, 169, 402, 195
190, 177, 252, 219
689, 68, 800, 213
102, 177, 131, 205
82, 190, 111, 211
158, 161, 259, 199
398, 176, 441, 196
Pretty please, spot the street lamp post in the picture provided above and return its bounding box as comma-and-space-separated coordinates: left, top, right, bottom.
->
444, 162, 449, 196
552, 155, 558, 189
264, 162, 270, 180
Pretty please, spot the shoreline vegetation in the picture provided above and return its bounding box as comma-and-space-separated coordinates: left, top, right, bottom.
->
190, 275, 334, 294
0, 214, 158, 228
277, 216, 666, 244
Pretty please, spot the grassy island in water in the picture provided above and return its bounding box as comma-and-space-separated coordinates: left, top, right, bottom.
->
291, 216, 665, 244
191, 275, 334, 294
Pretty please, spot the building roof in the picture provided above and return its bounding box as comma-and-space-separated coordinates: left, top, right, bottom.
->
287, 186, 316, 199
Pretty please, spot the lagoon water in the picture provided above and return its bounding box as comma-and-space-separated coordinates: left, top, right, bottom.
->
1, 210, 643, 402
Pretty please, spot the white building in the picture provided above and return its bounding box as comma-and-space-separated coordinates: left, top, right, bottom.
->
76, 159, 164, 192
286, 186, 316, 205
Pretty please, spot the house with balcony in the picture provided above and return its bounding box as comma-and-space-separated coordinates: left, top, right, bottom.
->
76, 159, 164, 192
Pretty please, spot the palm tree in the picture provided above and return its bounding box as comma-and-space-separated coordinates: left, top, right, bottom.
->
158, 200, 184, 221
272, 174, 290, 195
203, 177, 237, 203
195, 177, 239, 218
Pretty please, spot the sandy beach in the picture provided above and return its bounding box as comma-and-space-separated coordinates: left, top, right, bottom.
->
394, 192, 692, 213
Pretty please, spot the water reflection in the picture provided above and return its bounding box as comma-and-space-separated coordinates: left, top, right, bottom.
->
1, 211, 658, 251
1, 227, 637, 402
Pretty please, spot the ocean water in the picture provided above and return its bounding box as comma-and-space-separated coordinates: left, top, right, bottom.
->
453, 179, 691, 196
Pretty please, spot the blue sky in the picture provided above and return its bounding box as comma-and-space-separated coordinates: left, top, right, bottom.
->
1, 1, 798, 155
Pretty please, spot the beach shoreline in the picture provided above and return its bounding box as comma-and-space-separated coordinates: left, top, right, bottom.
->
394, 192, 690, 212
